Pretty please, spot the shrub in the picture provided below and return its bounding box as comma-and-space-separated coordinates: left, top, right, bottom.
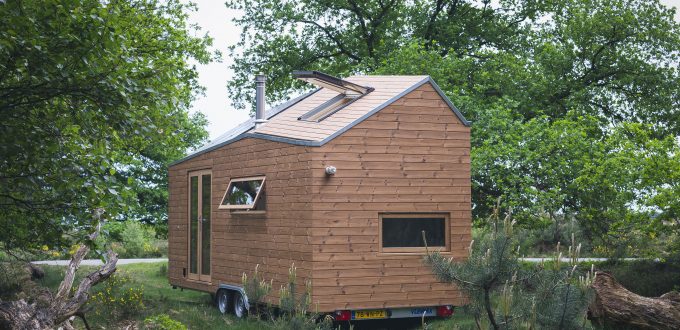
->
241, 264, 333, 330
89, 271, 145, 318
91, 221, 167, 259
426, 204, 593, 329
144, 314, 186, 330
102, 221, 128, 242
120, 221, 147, 258
598, 259, 680, 297
274, 264, 332, 330
242, 264, 272, 317
0, 262, 30, 300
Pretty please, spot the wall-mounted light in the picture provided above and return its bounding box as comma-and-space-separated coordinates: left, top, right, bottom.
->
325, 166, 337, 176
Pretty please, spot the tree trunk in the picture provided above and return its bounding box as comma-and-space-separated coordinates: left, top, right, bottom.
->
0, 221, 117, 330
588, 271, 680, 329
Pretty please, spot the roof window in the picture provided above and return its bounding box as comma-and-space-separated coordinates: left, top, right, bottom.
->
294, 71, 372, 122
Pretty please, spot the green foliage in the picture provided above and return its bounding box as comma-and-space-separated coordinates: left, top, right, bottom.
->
597, 259, 680, 297
121, 221, 148, 258
226, 0, 680, 257
90, 271, 146, 318
426, 205, 593, 329
241, 264, 333, 330
274, 264, 333, 330
92, 220, 166, 258
278, 264, 310, 316
0, 0, 213, 253
242, 264, 273, 316
144, 314, 187, 330
0, 262, 30, 300
225, 0, 540, 110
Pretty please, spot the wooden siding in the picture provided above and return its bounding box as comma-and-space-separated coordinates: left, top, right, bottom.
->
310, 82, 471, 312
167, 81, 471, 312
168, 138, 313, 303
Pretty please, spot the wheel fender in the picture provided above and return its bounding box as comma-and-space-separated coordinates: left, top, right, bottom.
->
217, 284, 249, 310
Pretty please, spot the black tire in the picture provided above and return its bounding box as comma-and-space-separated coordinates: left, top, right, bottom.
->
232, 291, 248, 318
216, 289, 230, 314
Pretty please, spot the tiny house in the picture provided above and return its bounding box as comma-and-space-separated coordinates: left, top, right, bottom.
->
167, 71, 472, 321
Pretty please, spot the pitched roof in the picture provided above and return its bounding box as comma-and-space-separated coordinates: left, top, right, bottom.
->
171, 75, 469, 166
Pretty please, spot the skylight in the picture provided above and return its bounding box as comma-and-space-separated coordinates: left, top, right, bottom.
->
298, 94, 359, 122
293, 71, 372, 122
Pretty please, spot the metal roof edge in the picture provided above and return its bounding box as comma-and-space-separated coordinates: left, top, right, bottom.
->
427, 78, 471, 126
244, 133, 321, 146
168, 133, 249, 167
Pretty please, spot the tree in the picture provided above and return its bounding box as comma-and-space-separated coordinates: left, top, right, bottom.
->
0, 0, 214, 252
224, 0, 542, 110
225, 0, 680, 254
426, 204, 594, 329
0, 220, 118, 330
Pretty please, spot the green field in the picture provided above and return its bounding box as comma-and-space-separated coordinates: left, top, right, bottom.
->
39, 262, 474, 329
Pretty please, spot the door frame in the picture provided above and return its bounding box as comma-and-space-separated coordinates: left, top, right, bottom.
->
187, 169, 212, 283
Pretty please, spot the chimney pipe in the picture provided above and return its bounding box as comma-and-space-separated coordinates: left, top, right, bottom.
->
255, 74, 266, 128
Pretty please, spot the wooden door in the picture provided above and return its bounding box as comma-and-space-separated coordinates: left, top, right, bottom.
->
188, 170, 211, 282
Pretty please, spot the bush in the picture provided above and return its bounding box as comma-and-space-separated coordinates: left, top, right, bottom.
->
144, 314, 186, 330
0, 262, 30, 300
598, 259, 680, 297
120, 221, 148, 258
94, 221, 166, 258
89, 271, 145, 318
427, 205, 594, 329
242, 264, 272, 317
241, 264, 333, 330
514, 218, 593, 257
274, 264, 333, 330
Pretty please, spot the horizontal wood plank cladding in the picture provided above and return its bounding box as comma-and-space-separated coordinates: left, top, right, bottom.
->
168, 137, 313, 303
316, 145, 470, 156
311, 82, 471, 312
314, 298, 467, 312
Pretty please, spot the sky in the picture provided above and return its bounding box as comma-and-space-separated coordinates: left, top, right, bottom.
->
187, 0, 680, 141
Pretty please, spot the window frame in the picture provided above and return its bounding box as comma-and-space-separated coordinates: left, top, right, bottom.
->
218, 176, 266, 210
298, 89, 371, 122
378, 213, 450, 253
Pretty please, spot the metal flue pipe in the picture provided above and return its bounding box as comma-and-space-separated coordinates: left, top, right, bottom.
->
255, 74, 266, 128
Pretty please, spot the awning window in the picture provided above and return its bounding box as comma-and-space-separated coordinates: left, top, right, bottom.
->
219, 176, 266, 210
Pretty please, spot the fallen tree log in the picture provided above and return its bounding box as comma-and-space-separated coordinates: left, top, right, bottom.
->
588, 271, 680, 329
0, 218, 118, 330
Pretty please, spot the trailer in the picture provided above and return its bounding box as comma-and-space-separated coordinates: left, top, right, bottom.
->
167, 71, 471, 321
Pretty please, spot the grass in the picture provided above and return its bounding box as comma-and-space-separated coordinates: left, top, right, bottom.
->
426, 311, 478, 329
39, 262, 477, 329
40, 262, 262, 329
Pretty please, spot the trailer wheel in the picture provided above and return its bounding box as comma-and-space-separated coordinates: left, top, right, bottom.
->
216, 289, 230, 314
232, 291, 248, 318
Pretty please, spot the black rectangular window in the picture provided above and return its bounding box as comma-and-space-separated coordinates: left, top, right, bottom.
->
381, 215, 447, 250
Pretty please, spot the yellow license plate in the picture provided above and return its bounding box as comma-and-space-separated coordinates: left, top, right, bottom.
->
354, 310, 387, 319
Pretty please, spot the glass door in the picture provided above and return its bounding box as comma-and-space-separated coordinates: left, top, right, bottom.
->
188, 170, 211, 282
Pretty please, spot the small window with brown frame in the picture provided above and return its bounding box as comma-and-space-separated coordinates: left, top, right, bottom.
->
379, 213, 450, 253
219, 176, 266, 211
